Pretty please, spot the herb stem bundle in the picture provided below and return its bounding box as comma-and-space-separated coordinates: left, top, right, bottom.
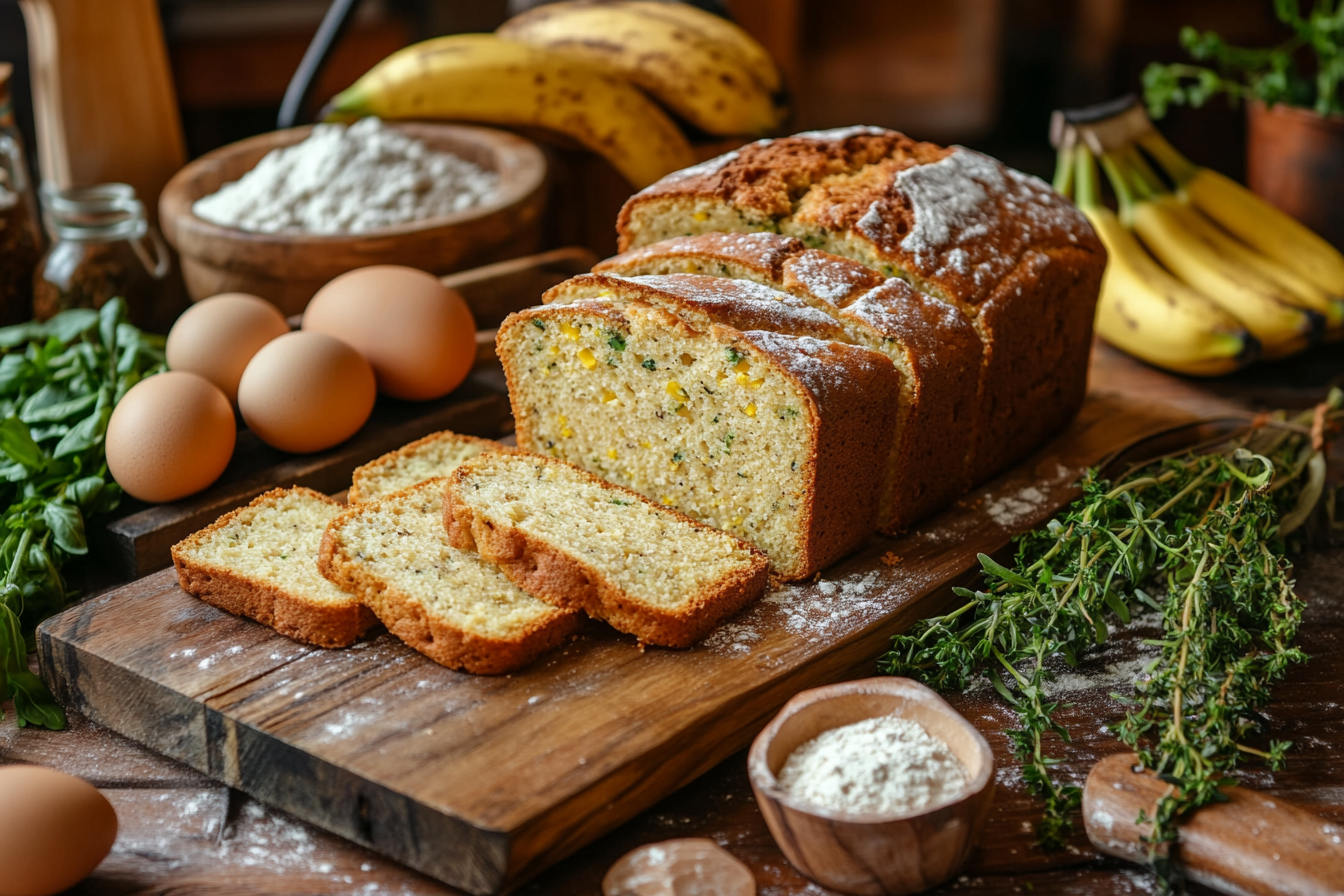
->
881, 392, 1340, 890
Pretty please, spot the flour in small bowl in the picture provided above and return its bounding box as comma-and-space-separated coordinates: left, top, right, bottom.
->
193, 117, 499, 234
778, 715, 968, 816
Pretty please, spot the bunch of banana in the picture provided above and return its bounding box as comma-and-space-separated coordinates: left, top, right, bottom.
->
498, 0, 786, 137
324, 3, 786, 189
1053, 100, 1344, 376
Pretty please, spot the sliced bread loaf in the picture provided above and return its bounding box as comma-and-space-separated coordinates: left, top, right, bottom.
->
443, 453, 770, 648
318, 478, 581, 674
594, 240, 984, 531
172, 487, 375, 648
615, 129, 1105, 481
497, 276, 901, 579
349, 430, 505, 504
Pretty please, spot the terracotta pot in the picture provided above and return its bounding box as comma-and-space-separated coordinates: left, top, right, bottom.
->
1247, 100, 1344, 251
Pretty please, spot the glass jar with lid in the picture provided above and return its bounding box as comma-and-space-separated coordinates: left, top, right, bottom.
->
0, 62, 43, 325
33, 183, 170, 327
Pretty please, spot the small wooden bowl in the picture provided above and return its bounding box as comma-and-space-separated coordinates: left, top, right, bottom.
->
159, 123, 548, 316
747, 677, 995, 896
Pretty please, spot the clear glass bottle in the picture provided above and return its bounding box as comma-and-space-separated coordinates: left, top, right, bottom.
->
33, 183, 170, 326
0, 62, 43, 326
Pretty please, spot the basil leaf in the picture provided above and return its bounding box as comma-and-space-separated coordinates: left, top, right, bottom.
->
43, 502, 86, 555
53, 407, 110, 458
0, 417, 45, 470
99, 298, 125, 353
21, 391, 96, 425
46, 308, 99, 344
9, 670, 66, 729
0, 354, 33, 395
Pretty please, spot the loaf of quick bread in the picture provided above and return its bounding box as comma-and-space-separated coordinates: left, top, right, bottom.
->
497, 274, 901, 580
612, 128, 1106, 482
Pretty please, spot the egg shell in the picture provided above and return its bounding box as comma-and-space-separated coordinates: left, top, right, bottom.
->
0, 765, 117, 896
238, 330, 376, 453
303, 265, 476, 401
166, 293, 291, 404
106, 371, 237, 504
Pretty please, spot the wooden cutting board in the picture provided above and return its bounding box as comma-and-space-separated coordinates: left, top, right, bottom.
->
37, 392, 1193, 895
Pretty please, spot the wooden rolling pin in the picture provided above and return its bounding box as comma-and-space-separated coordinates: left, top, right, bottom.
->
1084, 753, 1344, 896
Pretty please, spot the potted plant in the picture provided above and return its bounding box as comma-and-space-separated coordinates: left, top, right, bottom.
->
1142, 0, 1344, 250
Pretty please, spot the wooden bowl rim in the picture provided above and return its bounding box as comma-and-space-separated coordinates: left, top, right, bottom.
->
159, 121, 548, 247
747, 677, 995, 824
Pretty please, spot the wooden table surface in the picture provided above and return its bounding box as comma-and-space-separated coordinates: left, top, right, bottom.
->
3, 340, 1342, 896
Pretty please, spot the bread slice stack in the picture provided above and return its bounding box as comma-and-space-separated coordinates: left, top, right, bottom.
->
318, 478, 582, 674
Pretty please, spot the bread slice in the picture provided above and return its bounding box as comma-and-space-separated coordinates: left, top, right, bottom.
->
318, 478, 581, 674
615, 128, 1105, 482
443, 453, 770, 648
172, 487, 375, 648
594, 239, 983, 531
349, 430, 506, 504
498, 276, 901, 579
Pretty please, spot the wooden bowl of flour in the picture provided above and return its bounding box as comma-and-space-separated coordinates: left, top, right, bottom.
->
160, 123, 548, 315
747, 678, 994, 896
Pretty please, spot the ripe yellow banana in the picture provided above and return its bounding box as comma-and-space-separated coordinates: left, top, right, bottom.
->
1138, 130, 1344, 296
1171, 202, 1344, 338
1126, 193, 1318, 359
325, 33, 695, 189
625, 0, 783, 93
498, 1, 784, 136
1085, 206, 1254, 377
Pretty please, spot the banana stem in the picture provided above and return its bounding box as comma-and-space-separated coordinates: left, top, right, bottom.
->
1135, 129, 1198, 187
1073, 144, 1102, 210
1054, 140, 1076, 198
1123, 143, 1169, 197
1099, 152, 1139, 219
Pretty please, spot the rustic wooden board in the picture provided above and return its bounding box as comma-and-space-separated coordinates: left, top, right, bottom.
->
96, 248, 597, 580
37, 393, 1193, 896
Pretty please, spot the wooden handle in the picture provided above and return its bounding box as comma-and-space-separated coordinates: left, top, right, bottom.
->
1084, 753, 1344, 896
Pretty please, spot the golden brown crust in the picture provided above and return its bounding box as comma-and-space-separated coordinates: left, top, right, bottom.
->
347, 430, 508, 504
616, 128, 951, 241
836, 282, 982, 532
171, 487, 376, 649
544, 272, 851, 341
594, 234, 884, 308
317, 479, 582, 674
738, 330, 900, 573
441, 455, 770, 648
967, 246, 1100, 481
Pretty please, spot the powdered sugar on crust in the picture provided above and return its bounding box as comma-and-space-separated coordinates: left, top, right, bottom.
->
794, 125, 893, 141
636, 150, 742, 194
843, 282, 970, 347
742, 330, 886, 405
858, 147, 1091, 302
782, 251, 882, 305
612, 274, 848, 339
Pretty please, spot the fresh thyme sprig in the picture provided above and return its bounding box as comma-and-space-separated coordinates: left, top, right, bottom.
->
880, 392, 1340, 888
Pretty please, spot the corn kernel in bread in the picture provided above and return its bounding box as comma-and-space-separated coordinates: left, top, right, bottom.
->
349, 430, 505, 504
443, 453, 769, 648
497, 289, 899, 580
615, 129, 1104, 481
172, 487, 375, 648
319, 479, 580, 674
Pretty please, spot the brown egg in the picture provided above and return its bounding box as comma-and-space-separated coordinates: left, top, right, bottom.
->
166, 293, 291, 404
237, 330, 375, 453
106, 371, 236, 503
0, 765, 118, 896
303, 265, 476, 400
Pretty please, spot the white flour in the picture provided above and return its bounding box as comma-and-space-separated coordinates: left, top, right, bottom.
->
777, 715, 968, 815
193, 118, 499, 234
